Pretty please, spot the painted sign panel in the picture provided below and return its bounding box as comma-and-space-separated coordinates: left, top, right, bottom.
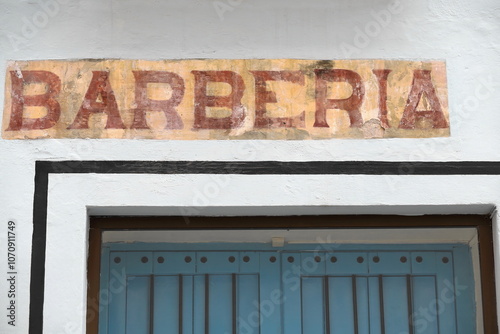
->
2, 59, 449, 140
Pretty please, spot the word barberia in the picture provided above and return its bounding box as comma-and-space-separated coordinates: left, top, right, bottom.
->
2, 59, 449, 139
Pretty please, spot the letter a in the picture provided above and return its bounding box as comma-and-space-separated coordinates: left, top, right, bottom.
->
399, 70, 448, 129
68, 71, 125, 129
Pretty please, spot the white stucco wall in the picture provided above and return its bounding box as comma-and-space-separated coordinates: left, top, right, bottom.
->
0, 0, 499, 333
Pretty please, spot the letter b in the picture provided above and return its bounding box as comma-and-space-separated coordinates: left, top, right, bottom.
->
7, 71, 61, 131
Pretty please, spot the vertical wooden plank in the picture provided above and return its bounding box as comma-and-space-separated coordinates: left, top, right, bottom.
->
406, 275, 414, 334
368, 277, 382, 334
108, 252, 127, 334
435, 252, 457, 334
324, 277, 331, 334
355, 277, 369, 334
237, 275, 259, 334
478, 223, 499, 334
193, 276, 206, 334
382, 276, 410, 334
282, 252, 301, 334
126, 276, 150, 334
98, 247, 110, 334
205, 275, 209, 334
153, 276, 179, 334
259, 253, 281, 334
179, 276, 183, 334
301, 277, 325, 334
452, 245, 477, 334
182, 276, 194, 334
88, 227, 102, 334
209, 275, 232, 334
412, 276, 439, 334
150, 276, 155, 334
233, 274, 237, 334
329, 277, 355, 334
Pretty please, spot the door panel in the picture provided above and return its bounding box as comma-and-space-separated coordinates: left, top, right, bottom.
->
208, 275, 233, 334
382, 276, 411, 334
282, 252, 301, 334
355, 277, 370, 334
412, 276, 439, 334
193, 275, 205, 334
126, 276, 150, 334
328, 277, 356, 334
237, 275, 260, 334
102, 248, 472, 334
302, 277, 325, 334
153, 276, 179, 334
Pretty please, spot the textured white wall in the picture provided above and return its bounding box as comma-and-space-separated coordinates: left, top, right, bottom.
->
0, 0, 499, 333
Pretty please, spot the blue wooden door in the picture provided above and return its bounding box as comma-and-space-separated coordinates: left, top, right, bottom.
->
100, 246, 475, 334
284, 251, 461, 334
103, 251, 280, 334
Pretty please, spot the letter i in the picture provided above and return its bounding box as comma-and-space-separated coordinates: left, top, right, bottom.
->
373, 69, 392, 128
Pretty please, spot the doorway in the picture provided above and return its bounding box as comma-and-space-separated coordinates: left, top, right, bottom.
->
87, 215, 496, 334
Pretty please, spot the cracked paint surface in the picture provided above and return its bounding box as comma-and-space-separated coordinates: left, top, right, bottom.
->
2, 59, 449, 140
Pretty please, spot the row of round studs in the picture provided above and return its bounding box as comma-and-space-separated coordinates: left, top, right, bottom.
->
114, 255, 450, 264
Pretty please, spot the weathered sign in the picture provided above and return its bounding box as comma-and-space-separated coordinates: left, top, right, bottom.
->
2, 59, 449, 139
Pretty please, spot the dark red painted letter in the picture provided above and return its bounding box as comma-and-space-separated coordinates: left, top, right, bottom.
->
191, 71, 245, 129
250, 70, 305, 128
7, 70, 61, 131
131, 71, 185, 129
314, 69, 365, 128
372, 69, 392, 129
68, 71, 125, 129
399, 70, 448, 129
